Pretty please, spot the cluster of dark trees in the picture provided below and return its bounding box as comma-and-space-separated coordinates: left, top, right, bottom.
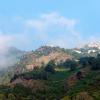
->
10, 60, 56, 82
44, 60, 55, 73
63, 59, 78, 71
57, 59, 78, 71
44, 59, 78, 73
80, 54, 100, 70
10, 70, 48, 83
57, 54, 100, 71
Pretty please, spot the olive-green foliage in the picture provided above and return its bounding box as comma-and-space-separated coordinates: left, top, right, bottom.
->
12, 84, 32, 97
0, 93, 6, 100
20, 69, 48, 80
8, 93, 16, 100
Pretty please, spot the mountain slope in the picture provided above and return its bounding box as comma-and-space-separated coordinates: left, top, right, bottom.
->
1, 45, 100, 84
0, 45, 100, 99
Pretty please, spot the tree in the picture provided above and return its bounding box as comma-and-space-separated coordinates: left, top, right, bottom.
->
79, 56, 100, 70
76, 71, 84, 80
79, 57, 89, 67
44, 60, 55, 73
88, 55, 100, 70
70, 61, 77, 71
64, 60, 77, 71
91, 58, 100, 70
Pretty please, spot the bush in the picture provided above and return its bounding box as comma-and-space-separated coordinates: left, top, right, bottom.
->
44, 60, 55, 73
63, 60, 77, 71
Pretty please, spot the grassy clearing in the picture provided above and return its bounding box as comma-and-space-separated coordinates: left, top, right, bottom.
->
55, 68, 70, 72
48, 70, 71, 81
48, 67, 81, 81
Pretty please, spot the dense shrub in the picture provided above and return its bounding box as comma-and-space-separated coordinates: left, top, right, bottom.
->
44, 60, 55, 73
63, 60, 78, 71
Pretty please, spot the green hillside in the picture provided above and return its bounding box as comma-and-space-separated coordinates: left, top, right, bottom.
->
0, 46, 100, 100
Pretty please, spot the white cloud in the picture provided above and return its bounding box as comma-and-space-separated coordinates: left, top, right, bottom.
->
0, 33, 13, 49
25, 12, 81, 48
0, 32, 15, 68
26, 12, 77, 32
0, 12, 83, 50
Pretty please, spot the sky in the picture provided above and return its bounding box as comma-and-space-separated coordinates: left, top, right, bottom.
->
0, 0, 100, 50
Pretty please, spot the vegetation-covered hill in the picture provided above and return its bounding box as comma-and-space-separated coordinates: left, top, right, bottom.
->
0, 45, 100, 99
0, 63, 100, 99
